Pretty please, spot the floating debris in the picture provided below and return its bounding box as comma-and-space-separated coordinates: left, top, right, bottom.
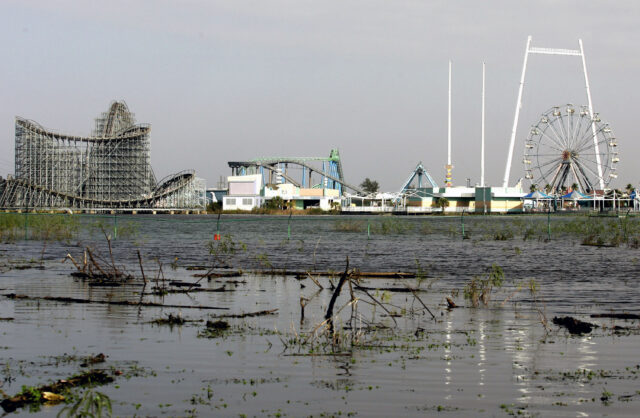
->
553, 316, 595, 334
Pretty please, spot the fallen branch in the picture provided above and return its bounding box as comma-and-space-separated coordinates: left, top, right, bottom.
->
63, 253, 83, 271
209, 308, 278, 319
265, 270, 416, 278
192, 271, 242, 278
352, 284, 398, 327
403, 284, 436, 319
146, 285, 232, 294
354, 284, 413, 292
3, 293, 228, 311
306, 272, 324, 290
86, 248, 110, 279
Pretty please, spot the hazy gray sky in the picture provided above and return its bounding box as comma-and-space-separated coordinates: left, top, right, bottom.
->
1, 1, 638, 191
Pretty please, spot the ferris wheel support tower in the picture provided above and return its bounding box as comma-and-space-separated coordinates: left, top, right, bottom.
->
502, 36, 603, 189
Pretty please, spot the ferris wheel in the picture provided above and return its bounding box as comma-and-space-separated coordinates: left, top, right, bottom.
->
523, 104, 618, 193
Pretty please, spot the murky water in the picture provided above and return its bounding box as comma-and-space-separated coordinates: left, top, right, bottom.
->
2, 214, 640, 416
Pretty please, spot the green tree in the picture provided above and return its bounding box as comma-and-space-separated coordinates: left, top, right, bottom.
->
360, 178, 379, 194
263, 196, 284, 210
434, 197, 449, 212
529, 184, 537, 193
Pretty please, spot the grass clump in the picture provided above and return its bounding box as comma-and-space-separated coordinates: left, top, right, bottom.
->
463, 264, 505, 307
333, 220, 365, 232
372, 218, 413, 235
57, 388, 112, 417
0, 213, 78, 241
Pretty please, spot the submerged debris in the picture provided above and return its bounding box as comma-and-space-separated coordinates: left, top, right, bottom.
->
80, 353, 107, 367
199, 320, 231, 338
150, 313, 202, 326
553, 316, 595, 335
206, 319, 230, 330
0, 369, 114, 413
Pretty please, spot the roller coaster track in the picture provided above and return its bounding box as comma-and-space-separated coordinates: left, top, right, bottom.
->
2, 171, 196, 208
229, 160, 363, 194
103, 102, 134, 136
16, 118, 151, 142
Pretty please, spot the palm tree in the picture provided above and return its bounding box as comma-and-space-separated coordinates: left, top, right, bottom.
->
434, 197, 450, 213
359, 178, 379, 194
529, 184, 537, 193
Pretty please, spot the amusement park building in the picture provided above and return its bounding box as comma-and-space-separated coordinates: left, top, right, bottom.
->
342, 186, 526, 214
0, 102, 206, 213
222, 174, 341, 211
223, 149, 356, 211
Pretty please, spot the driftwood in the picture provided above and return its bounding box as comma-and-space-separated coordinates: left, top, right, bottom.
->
3, 293, 229, 311
591, 313, 640, 320
291, 271, 414, 279
354, 284, 413, 292
0, 370, 113, 413
580, 243, 617, 248
192, 271, 242, 278
209, 308, 278, 319
146, 285, 232, 294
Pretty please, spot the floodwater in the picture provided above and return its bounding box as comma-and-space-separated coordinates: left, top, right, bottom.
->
2, 214, 640, 417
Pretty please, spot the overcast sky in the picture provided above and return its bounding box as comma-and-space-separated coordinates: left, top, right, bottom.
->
0, 1, 638, 191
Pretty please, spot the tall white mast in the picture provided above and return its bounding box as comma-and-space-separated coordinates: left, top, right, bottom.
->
579, 39, 604, 190
446, 60, 453, 187
502, 36, 532, 188
481, 62, 486, 187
